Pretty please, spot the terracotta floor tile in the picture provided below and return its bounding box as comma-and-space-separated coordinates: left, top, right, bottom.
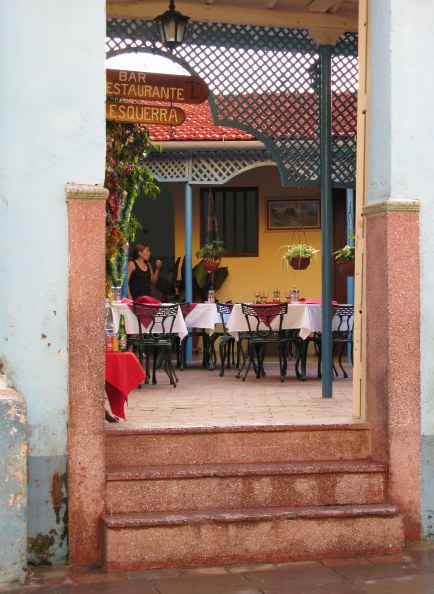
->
361, 574, 434, 594
367, 554, 413, 564
227, 563, 278, 573
182, 566, 230, 575
72, 572, 126, 584
331, 561, 428, 582
152, 573, 259, 594
322, 557, 371, 566
122, 360, 354, 428
242, 565, 350, 589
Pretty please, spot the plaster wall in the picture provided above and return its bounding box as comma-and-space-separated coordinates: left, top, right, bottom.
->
172, 166, 323, 304
0, 0, 106, 562
369, 0, 434, 538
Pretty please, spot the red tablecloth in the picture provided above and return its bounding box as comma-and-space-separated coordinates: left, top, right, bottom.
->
105, 352, 146, 420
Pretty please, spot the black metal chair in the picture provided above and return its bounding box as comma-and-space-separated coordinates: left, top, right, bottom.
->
210, 303, 246, 377
129, 302, 179, 388
331, 304, 354, 378
240, 302, 298, 382
175, 302, 190, 370
295, 304, 354, 379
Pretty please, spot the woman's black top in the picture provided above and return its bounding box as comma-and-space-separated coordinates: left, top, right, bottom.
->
129, 260, 152, 299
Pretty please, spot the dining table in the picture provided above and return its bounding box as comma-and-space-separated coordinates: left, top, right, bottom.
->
177, 302, 228, 370
226, 301, 350, 381
111, 301, 188, 340
226, 302, 324, 341
105, 351, 146, 420
182, 302, 223, 333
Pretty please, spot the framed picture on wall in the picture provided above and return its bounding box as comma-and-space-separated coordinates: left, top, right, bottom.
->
266, 198, 321, 230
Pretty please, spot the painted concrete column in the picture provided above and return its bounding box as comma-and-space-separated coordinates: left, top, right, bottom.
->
0, 375, 27, 585
66, 183, 108, 564
367, 0, 434, 540
364, 200, 421, 540
185, 183, 193, 360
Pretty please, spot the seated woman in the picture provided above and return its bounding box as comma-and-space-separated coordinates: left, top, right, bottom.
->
127, 243, 162, 300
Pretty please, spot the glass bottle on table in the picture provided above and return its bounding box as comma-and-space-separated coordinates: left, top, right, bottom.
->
118, 314, 128, 352
104, 298, 113, 351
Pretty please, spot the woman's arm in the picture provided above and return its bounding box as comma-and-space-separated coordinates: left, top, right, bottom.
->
127, 261, 134, 299
150, 259, 162, 285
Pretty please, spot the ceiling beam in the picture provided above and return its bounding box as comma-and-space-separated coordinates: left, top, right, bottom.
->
107, 1, 358, 32
308, 0, 342, 12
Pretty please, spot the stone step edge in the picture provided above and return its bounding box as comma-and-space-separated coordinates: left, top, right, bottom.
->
106, 459, 386, 481
105, 421, 370, 436
102, 503, 399, 529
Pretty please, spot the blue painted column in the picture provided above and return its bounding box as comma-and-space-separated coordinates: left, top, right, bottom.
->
346, 189, 355, 364
185, 182, 193, 360
320, 44, 333, 398
346, 189, 355, 304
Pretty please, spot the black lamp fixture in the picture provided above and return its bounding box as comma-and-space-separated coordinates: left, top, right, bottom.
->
154, 0, 189, 50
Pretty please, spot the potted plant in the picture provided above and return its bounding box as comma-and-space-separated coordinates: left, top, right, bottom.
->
196, 239, 226, 272
281, 243, 319, 271
333, 234, 355, 277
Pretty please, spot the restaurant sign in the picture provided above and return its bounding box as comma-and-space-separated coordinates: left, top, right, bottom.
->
106, 102, 186, 125
106, 69, 209, 104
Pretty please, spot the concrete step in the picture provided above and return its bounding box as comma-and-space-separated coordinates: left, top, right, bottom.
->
105, 423, 371, 467
102, 503, 404, 571
105, 460, 387, 514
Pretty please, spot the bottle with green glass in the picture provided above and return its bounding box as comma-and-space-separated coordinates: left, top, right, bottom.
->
117, 314, 128, 352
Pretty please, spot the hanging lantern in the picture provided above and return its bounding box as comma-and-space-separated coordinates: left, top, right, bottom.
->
154, 0, 189, 50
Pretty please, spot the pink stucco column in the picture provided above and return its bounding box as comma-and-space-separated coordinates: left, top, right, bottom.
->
364, 199, 421, 540
66, 183, 108, 564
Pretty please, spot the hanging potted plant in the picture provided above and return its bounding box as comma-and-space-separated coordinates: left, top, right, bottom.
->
333, 234, 355, 277
281, 243, 319, 271
196, 239, 226, 272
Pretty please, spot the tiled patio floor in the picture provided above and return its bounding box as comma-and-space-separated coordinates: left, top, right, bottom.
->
120, 358, 355, 429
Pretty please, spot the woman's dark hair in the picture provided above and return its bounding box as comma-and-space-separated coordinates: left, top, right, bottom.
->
129, 243, 150, 261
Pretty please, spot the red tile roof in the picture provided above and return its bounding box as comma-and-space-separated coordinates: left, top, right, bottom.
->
146, 101, 255, 142
145, 92, 357, 142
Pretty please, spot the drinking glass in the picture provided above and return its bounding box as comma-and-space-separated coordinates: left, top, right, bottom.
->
111, 286, 122, 302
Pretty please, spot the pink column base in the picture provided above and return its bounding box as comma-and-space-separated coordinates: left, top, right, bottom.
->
66, 183, 108, 564
365, 204, 421, 540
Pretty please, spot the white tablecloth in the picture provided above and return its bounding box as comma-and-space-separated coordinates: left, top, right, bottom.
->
111, 302, 188, 340
227, 303, 323, 341
184, 303, 220, 332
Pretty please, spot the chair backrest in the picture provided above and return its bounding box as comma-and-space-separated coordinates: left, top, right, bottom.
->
132, 302, 179, 340
216, 302, 233, 333
241, 302, 288, 336
333, 304, 354, 336
178, 302, 191, 319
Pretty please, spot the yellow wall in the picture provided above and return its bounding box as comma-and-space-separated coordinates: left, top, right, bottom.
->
171, 165, 322, 303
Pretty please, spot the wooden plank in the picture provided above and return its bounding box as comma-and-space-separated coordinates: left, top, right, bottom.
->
307, 0, 341, 12
106, 103, 186, 125
106, 69, 209, 104
107, 1, 358, 32
352, 0, 369, 420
